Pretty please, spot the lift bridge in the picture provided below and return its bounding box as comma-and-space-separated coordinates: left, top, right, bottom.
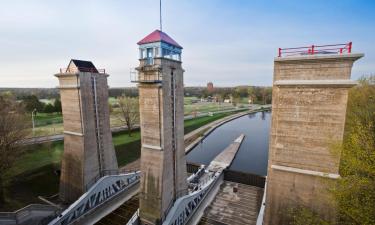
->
44, 134, 263, 225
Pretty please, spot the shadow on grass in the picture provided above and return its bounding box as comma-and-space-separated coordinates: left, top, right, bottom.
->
2, 164, 60, 211
115, 139, 141, 167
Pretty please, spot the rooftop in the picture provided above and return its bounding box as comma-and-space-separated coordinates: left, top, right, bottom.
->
137, 29, 182, 48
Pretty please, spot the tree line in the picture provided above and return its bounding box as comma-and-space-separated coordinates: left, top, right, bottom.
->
21, 95, 62, 114
289, 75, 375, 225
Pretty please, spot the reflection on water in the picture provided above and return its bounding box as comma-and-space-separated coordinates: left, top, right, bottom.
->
186, 111, 271, 176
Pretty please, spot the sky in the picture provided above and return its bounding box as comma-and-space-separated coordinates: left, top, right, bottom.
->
0, 0, 374, 88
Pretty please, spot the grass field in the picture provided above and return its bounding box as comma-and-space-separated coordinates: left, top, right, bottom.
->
29, 98, 245, 137
1, 110, 244, 210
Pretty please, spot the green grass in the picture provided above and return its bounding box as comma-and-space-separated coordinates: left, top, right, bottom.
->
4, 141, 64, 180
34, 112, 63, 127
112, 130, 141, 167
184, 112, 233, 134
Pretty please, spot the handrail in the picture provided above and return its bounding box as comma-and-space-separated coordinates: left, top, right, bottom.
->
256, 177, 267, 225
0, 204, 59, 225
278, 42, 352, 57
126, 209, 140, 225
84, 168, 138, 190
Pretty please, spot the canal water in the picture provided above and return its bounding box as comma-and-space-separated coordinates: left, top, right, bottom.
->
186, 111, 271, 176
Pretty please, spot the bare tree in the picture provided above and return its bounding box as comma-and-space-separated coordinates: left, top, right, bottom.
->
117, 96, 139, 137
0, 94, 30, 203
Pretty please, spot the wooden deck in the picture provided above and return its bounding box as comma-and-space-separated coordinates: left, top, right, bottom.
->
199, 181, 263, 225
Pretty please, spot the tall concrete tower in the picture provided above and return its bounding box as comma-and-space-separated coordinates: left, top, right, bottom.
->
264, 46, 363, 224
132, 30, 187, 225
56, 59, 118, 203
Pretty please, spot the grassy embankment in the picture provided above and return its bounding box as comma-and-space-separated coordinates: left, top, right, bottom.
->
1, 111, 239, 210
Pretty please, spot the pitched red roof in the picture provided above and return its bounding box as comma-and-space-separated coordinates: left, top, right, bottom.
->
137, 30, 182, 48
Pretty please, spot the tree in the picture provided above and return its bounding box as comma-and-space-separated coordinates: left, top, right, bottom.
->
22, 95, 44, 113
289, 75, 375, 225
117, 96, 139, 136
44, 103, 55, 113
0, 94, 30, 203
332, 75, 375, 225
53, 98, 62, 113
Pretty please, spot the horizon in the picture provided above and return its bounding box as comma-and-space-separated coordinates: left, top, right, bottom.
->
0, 0, 374, 88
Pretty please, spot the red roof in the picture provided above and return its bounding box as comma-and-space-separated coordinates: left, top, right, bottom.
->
137, 30, 182, 48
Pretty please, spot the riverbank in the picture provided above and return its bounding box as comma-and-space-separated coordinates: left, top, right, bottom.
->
185, 105, 271, 154
1, 109, 253, 211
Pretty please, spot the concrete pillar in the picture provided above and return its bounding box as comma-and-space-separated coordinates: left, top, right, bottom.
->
264, 53, 363, 224
56, 67, 118, 203
137, 58, 187, 225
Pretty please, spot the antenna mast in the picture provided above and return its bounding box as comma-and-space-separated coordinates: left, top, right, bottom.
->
160, 0, 162, 31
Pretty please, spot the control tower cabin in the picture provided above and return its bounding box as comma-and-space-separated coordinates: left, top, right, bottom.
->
133, 30, 187, 225
55, 60, 118, 203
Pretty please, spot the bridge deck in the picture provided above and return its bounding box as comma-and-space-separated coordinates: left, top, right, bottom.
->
95, 195, 139, 225
207, 134, 245, 172
198, 181, 263, 225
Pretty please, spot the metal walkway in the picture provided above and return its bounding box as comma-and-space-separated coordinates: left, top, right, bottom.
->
48, 172, 140, 225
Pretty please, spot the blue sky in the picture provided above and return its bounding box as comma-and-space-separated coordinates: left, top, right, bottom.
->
0, 0, 374, 87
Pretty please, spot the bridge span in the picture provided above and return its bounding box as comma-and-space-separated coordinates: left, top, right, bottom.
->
46, 134, 259, 225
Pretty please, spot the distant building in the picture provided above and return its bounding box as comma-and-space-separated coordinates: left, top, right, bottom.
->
207, 82, 214, 92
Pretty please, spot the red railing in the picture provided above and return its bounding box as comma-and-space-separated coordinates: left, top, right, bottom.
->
59, 67, 106, 74
278, 42, 352, 57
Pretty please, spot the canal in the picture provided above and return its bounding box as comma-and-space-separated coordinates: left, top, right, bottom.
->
186, 111, 271, 176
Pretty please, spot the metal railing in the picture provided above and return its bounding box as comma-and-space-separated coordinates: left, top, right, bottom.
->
48, 171, 141, 225
0, 204, 60, 225
162, 171, 222, 225
130, 67, 162, 83
278, 42, 352, 57
84, 168, 138, 190
126, 209, 140, 225
223, 169, 266, 188
59, 67, 106, 74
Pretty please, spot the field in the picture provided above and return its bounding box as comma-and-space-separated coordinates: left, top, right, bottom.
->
29, 97, 245, 137
1, 110, 244, 210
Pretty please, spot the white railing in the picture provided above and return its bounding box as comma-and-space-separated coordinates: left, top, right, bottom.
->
48, 171, 140, 225
256, 177, 267, 225
126, 209, 140, 225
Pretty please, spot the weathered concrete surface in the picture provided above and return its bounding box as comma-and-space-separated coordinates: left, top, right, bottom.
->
199, 181, 263, 225
137, 58, 187, 225
207, 134, 245, 172
264, 53, 363, 225
56, 69, 118, 203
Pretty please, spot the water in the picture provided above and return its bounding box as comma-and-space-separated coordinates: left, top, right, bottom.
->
186, 111, 271, 176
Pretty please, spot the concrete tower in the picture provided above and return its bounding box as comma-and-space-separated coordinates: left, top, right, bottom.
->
56, 59, 118, 203
264, 47, 363, 224
133, 30, 187, 225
